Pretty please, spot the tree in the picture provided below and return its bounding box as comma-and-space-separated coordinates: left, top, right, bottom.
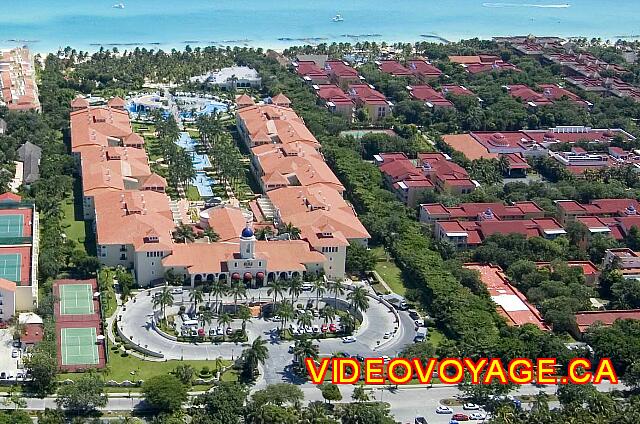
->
267, 278, 287, 306
172, 224, 196, 243
293, 339, 319, 367
191, 382, 247, 424
55, 375, 107, 415
276, 300, 295, 331
319, 384, 341, 404
37, 409, 65, 424
153, 285, 174, 323
345, 242, 376, 275
202, 227, 220, 242
237, 305, 252, 331
3, 386, 26, 410
24, 349, 57, 397
189, 288, 204, 312
297, 311, 313, 329
280, 222, 301, 239
228, 279, 247, 313
313, 279, 326, 310
142, 375, 188, 413
250, 383, 304, 408
173, 363, 195, 386
210, 280, 228, 314
288, 276, 304, 304
328, 280, 345, 307
165, 268, 184, 286
319, 306, 336, 326
217, 313, 232, 332
242, 336, 269, 379
200, 309, 215, 329
351, 384, 369, 403
338, 402, 396, 424
347, 286, 369, 314
340, 313, 356, 334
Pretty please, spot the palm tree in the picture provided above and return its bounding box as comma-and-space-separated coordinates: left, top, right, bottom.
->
237, 305, 252, 332
280, 222, 301, 240
153, 286, 174, 323
328, 280, 345, 308
312, 279, 326, 310
210, 280, 227, 315
289, 276, 304, 305
277, 300, 295, 331
320, 306, 336, 326
228, 280, 247, 314
189, 288, 204, 312
217, 313, 232, 332
255, 226, 273, 241
243, 336, 269, 377
340, 314, 356, 335
347, 286, 369, 315
172, 224, 196, 243
267, 278, 287, 306
297, 311, 313, 330
293, 338, 319, 366
202, 228, 220, 242
199, 309, 214, 328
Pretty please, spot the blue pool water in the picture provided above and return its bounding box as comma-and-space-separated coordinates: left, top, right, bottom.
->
1, 1, 639, 53
191, 152, 211, 171
179, 101, 228, 119
176, 132, 198, 151
192, 171, 217, 198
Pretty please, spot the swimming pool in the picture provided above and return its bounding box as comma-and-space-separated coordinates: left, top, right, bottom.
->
191, 152, 212, 170
192, 171, 217, 198
176, 132, 198, 150
178, 100, 228, 118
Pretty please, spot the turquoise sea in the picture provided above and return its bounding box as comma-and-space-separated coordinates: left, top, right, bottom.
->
1, 0, 640, 53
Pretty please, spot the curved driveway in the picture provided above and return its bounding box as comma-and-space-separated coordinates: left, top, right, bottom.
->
117, 286, 417, 384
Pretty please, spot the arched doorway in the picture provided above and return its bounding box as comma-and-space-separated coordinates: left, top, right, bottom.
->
292, 271, 301, 279
194, 274, 203, 286
279, 272, 288, 280
267, 272, 276, 283
206, 274, 214, 283
256, 272, 265, 288
243, 272, 253, 288
219, 273, 228, 283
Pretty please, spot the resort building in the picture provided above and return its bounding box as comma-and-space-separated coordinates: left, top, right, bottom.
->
407, 60, 443, 81
235, 94, 255, 109
0, 47, 40, 111
574, 309, 640, 335
504, 84, 592, 109
0, 193, 39, 320
16, 141, 41, 187
435, 216, 566, 248
374, 152, 476, 206
190, 66, 261, 90
236, 104, 320, 150
464, 263, 548, 330
312, 84, 354, 118
324, 60, 362, 89
448, 55, 519, 74
378, 60, 413, 77
295, 61, 330, 85
347, 84, 393, 122
565, 76, 640, 102
440, 84, 478, 99
602, 248, 640, 280
535, 261, 600, 286
555, 198, 640, 224
420, 201, 544, 224
407, 85, 453, 109
573, 214, 640, 243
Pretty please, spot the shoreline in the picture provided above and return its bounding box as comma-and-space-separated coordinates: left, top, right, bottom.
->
9, 32, 640, 57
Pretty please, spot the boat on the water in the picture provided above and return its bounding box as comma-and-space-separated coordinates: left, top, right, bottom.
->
332, 14, 344, 22
112, 3, 125, 9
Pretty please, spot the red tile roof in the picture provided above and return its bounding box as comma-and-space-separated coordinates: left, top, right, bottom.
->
407, 60, 442, 79
347, 84, 389, 106
575, 309, 640, 333
408, 85, 453, 108
378, 60, 412, 76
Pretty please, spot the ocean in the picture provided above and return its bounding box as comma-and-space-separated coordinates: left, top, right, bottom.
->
1, 0, 639, 53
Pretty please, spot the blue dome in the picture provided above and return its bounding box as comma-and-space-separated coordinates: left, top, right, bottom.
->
241, 227, 254, 238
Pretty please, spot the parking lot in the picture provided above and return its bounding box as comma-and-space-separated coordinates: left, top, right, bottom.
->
0, 329, 24, 380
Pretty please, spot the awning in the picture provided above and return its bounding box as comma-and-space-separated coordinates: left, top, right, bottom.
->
244, 272, 253, 280
256, 272, 265, 279
231, 272, 240, 280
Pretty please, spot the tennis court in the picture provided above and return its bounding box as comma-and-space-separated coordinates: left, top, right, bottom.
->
0, 214, 23, 238
60, 327, 99, 366
0, 253, 21, 282
59, 284, 94, 315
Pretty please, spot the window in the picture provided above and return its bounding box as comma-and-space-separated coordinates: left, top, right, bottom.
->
120, 254, 126, 261
120, 245, 127, 252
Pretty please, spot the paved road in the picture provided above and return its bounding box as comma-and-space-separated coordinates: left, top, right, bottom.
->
118, 286, 416, 385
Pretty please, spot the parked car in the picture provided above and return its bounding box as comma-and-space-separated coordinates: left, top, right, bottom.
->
463, 403, 480, 410
353, 354, 365, 362
312, 309, 319, 318
312, 325, 320, 333
288, 344, 295, 354
469, 412, 486, 420
11, 350, 18, 358
452, 413, 469, 421
436, 406, 453, 414
305, 326, 314, 334
302, 283, 313, 291
321, 324, 328, 333
226, 327, 233, 335
208, 329, 216, 336
171, 287, 183, 295
415, 417, 428, 424
329, 323, 337, 332
216, 327, 224, 336
414, 319, 425, 328
342, 336, 356, 343
271, 315, 282, 322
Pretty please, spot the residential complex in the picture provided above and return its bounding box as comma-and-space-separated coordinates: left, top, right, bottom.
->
420, 201, 544, 223
375, 152, 477, 207
0, 47, 40, 111
504, 83, 592, 109
464, 263, 548, 330
574, 309, 640, 335
377, 59, 442, 81
448, 55, 519, 74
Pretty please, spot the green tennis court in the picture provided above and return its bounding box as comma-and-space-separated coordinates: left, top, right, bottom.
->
0, 215, 23, 237
0, 253, 20, 282
59, 284, 94, 315
61, 327, 99, 365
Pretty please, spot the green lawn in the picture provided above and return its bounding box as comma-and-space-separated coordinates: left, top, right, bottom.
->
371, 247, 407, 297
186, 185, 201, 201
61, 197, 86, 249
99, 268, 118, 318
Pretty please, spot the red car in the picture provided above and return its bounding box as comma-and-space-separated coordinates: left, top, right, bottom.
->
321, 324, 328, 333
452, 413, 469, 421
329, 323, 337, 332
197, 328, 205, 337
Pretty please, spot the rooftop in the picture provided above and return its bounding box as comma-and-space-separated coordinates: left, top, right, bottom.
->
575, 309, 640, 333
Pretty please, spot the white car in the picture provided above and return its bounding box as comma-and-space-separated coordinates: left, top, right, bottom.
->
383, 331, 391, 339
271, 315, 282, 322
305, 326, 314, 334
342, 336, 356, 343
436, 406, 453, 414
11, 350, 18, 358
312, 325, 320, 333
463, 403, 480, 410
469, 412, 486, 420
302, 283, 313, 291
288, 344, 295, 354
171, 287, 183, 294
215, 327, 224, 336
